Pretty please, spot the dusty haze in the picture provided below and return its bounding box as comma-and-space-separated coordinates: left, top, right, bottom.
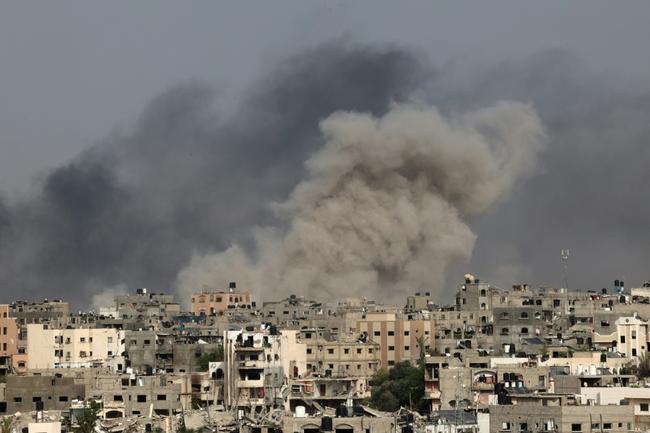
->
177, 102, 544, 301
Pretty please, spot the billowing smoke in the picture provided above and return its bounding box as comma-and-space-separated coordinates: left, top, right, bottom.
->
0, 41, 428, 307
1, 40, 648, 307
177, 101, 544, 301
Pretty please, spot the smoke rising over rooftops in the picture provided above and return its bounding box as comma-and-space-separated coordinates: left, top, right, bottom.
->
0, 40, 648, 307
177, 102, 544, 301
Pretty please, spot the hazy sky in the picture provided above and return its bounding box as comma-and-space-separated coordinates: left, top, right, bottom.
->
1, 2, 650, 305
2, 1, 649, 192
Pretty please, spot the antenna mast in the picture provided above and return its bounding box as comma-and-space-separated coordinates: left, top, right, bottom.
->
561, 249, 570, 290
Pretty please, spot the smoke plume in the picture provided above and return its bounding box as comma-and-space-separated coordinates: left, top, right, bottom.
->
0, 41, 428, 307
177, 102, 544, 301
1, 40, 648, 307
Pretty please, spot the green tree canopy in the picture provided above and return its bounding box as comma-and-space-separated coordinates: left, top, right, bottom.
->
369, 361, 426, 413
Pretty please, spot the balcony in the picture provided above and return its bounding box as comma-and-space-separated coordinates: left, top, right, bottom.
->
236, 378, 264, 388
238, 360, 265, 369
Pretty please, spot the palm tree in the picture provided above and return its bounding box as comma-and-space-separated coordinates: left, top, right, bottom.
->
416, 335, 430, 364
636, 352, 650, 378
0, 416, 14, 433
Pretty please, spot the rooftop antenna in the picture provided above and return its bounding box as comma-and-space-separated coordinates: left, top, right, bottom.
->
561, 249, 570, 290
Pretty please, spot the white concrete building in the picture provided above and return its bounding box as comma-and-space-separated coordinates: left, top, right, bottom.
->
26, 324, 125, 370
593, 315, 649, 359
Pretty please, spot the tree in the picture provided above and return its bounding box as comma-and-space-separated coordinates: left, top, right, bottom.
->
0, 416, 14, 433
636, 352, 650, 378
369, 362, 426, 413
197, 345, 224, 372
415, 335, 430, 365
74, 400, 100, 433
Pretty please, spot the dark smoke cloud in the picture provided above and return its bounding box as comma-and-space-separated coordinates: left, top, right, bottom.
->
1, 41, 647, 307
0, 41, 430, 307
434, 49, 650, 292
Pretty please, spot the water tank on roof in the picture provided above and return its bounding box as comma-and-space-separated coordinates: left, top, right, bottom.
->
294, 406, 306, 418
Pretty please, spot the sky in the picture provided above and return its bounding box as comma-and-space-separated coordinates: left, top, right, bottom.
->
1, 1, 649, 306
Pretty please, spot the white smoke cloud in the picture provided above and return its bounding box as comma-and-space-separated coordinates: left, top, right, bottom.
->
91, 283, 128, 310
177, 101, 545, 301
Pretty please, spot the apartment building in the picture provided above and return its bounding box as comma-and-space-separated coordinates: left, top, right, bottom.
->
223, 327, 307, 412
490, 399, 635, 433
88, 374, 182, 417
111, 288, 181, 319
3, 375, 85, 414
0, 305, 18, 375
191, 283, 254, 315
592, 315, 649, 358
301, 329, 380, 378
26, 324, 125, 370
355, 311, 435, 367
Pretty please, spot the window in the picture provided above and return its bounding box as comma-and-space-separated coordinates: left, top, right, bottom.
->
59, 396, 69, 402
357, 348, 362, 354
32, 397, 42, 403
80, 337, 86, 343
157, 395, 167, 401
327, 349, 334, 354
603, 423, 612, 430
144, 339, 151, 345
137, 395, 147, 402
404, 346, 410, 351
387, 331, 394, 336
521, 328, 529, 335
13, 397, 21, 403
501, 422, 511, 431
388, 346, 395, 351
306, 348, 312, 354
641, 403, 649, 412
571, 424, 581, 432
519, 423, 528, 432
107, 337, 113, 343
114, 395, 123, 401
344, 348, 349, 354
621, 336, 626, 343
374, 331, 380, 336
404, 331, 410, 336
632, 331, 637, 339
520, 312, 528, 319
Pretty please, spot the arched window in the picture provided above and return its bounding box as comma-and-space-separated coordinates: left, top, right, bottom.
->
520, 312, 529, 319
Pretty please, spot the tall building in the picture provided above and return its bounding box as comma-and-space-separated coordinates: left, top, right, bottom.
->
0, 305, 18, 375
26, 324, 125, 370
355, 311, 435, 368
191, 282, 253, 316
